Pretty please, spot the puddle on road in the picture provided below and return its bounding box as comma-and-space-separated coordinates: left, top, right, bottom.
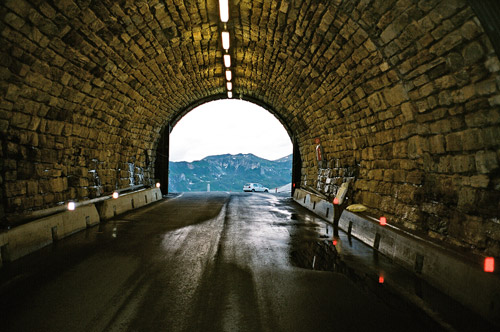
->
290, 239, 346, 272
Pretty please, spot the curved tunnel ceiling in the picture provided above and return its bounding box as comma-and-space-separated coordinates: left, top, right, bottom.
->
1, 0, 500, 256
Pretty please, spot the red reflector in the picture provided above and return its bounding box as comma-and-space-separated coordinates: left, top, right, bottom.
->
379, 276, 385, 284
380, 216, 387, 226
484, 257, 495, 272
333, 239, 337, 246
293, 183, 296, 188
333, 197, 339, 205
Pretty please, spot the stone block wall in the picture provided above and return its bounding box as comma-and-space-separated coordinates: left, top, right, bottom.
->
291, 0, 500, 256
0, 0, 223, 223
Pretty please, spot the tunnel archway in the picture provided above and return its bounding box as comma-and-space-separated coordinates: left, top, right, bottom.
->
0, 0, 499, 257
154, 96, 301, 195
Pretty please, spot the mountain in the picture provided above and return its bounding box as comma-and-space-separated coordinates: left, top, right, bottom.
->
168, 153, 292, 192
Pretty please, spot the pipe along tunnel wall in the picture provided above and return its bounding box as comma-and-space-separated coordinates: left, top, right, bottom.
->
0, 1, 499, 262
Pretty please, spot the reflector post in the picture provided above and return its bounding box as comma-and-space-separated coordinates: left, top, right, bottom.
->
484, 257, 495, 272
380, 216, 387, 226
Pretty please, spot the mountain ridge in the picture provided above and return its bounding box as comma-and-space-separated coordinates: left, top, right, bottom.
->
169, 153, 292, 192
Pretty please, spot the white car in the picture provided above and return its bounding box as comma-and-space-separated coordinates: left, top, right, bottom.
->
243, 183, 269, 192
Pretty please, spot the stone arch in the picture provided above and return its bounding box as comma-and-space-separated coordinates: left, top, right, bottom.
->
0, 0, 499, 256
153, 95, 301, 195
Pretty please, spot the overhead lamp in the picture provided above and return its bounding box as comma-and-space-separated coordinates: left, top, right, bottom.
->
219, 0, 229, 22
225, 70, 232, 81
228, 91, 233, 98
227, 81, 232, 90
223, 54, 231, 68
222, 31, 230, 50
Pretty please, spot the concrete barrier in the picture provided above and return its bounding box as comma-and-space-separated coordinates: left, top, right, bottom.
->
293, 188, 500, 325
293, 188, 335, 222
0, 204, 99, 266
0, 187, 163, 269
98, 187, 162, 220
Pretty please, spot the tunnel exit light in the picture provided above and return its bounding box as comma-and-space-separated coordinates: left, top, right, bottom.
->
225, 70, 232, 81
379, 216, 387, 226
224, 54, 231, 68
484, 257, 495, 272
222, 31, 230, 50
219, 0, 229, 22
67, 202, 76, 211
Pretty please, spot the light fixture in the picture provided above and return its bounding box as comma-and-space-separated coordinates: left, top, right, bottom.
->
156, 182, 161, 188
219, 0, 229, 22
227, 81, 232, 90
222, 31, 230, 50
223, 54, 231, 68
112, 192, 119, 199
228, 91, 233, 98
67, 202, 76, 211
225, 70, 232, 81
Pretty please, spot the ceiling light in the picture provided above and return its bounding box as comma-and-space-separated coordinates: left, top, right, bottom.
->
227, 81, 232, 90
219, 0, 229, 22
225, 70, 232, 81
224, 54, 231, 68
222, 31, 230, 50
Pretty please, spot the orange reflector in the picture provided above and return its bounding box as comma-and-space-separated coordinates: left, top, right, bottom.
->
333, 197, 339, 205
380, 216, 387, 226
379, 276, 385, 284
484, 257, 495, 272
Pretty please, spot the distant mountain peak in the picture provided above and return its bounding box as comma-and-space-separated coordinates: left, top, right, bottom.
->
169, 153, 292, 192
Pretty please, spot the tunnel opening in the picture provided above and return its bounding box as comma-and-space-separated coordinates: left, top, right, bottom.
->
156, 99, 299, 194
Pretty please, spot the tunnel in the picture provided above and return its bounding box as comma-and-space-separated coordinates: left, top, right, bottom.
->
1, 0, 500, 267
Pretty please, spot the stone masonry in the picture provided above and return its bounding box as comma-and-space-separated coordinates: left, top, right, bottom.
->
1, 0, 499, 257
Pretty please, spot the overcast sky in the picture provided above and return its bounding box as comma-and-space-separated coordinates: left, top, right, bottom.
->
169, 99, 292, 162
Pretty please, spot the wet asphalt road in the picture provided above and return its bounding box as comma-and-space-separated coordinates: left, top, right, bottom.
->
0, 192, 442, 332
